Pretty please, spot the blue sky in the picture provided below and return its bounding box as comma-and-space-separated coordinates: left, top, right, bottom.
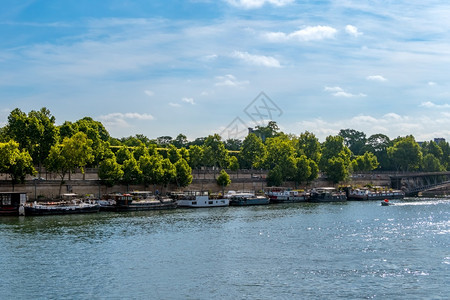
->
1, 0, 450, 142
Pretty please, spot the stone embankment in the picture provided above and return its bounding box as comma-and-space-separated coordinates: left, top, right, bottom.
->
0, 169, 392, 200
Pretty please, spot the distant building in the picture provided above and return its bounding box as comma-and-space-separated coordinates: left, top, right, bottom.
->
434, 138, 446, 144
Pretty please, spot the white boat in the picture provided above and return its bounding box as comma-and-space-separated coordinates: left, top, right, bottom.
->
265, 188, 307, 203
346, 187, 405, 201
173, 191, 229, 208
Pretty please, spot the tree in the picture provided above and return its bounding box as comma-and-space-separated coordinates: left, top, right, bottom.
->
0, 140, 36, 189
296, 131, 321, 163
308, 160, 319, 183
216, 169, 231, 194
265, 135, 296, 180
421, 141, 443, 161
172, 134, 188, 148
203, 134, 229, 169
239, 133, 266, 169
139, 154, 163, 187
351, 152, 379, 172
438, 140, 450, 170
115, 146, 133, 165
167, 144, 182, 164
160, 158, 176, 190
364, 133, 392, 170
339, 129, 366, 156
98, 156, 124, 188
228, 156, 240, 178
320, 135, 352, 183
326, 157, 348, 183
224, 138, 242, 151
121, 156, 142, 187
174, 158, 193, 188
156, 136, 173, 147
266, 165, 283, 187
45, 132, 94, 194
388, 136, 422, 171
422, 154, 444, 172
188, 145, 204, 170
293, 155, 311, 187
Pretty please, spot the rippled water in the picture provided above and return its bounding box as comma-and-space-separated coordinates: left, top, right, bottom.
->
1, 198, 449, 299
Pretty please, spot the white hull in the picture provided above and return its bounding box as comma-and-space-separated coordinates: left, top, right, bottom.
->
177, 195, 229, 208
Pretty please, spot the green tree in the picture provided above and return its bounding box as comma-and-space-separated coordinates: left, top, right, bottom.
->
266, 165, 283, 187
265, 135, 297, 180
172, 134, 188, 148
174, 158, 193, 188
438, 140, 450, 170
122, 156, 142, 187
224, 138, 242, 151
308, 160, 319, 183
216, 169, 231, 194
160, 158, 176, 190
364, 133, 392, 170
293, 155, 311, 187
387, 136, 422, 171
115, 146, 133, 165
188, 145, 204, 170
252, 121, 280, 141
326, 157, 348, 183
203, 134, 229, 169
139, 154, 163, 187
240, 133, 266, 169
0, 140, 36, 189
296, 131, 321, 163
339, 129, 366, 156
421, 141, 443, 161
422, 154, 444, 172
45, 132, 94, 194
228, 155, 240, 178
167, 144, 182, 164
98, 156, 124, 188
351, 152, 379, 172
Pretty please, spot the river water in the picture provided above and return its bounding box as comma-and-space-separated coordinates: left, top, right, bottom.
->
1, 198, 449, 299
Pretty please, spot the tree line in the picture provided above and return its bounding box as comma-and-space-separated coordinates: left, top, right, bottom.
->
0, 108, 449, 191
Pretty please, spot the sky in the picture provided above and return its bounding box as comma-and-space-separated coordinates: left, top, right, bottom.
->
1, 0, 450, 142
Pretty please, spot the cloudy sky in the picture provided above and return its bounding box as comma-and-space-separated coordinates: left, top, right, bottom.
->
1, 0, 450, 142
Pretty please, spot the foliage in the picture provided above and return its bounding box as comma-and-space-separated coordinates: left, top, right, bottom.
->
167, 144, 182, 164
387, 136, 422, 171
351, 152, 379, 172
325, 157, 348, 183
172, 134, 188, 148
265, 135, 296, 180
160, 158, 176, 187
339, 129, 366, 156
121, 156, 142, 185
320, 135, 352, 181
174, 158, 193, 187
228, 156, 240, 171
188, 145, 204, 169
98, 157, 124, 187
0, 140, 36, 185
422, 154, 444, 172
216, 169, 231, 191
139, 154, 163, 186
203, 134, 229, 168
266, 165, 283, 187
239, 133, 266, 169
293, 155, 311, 186
296, 131, 321, 163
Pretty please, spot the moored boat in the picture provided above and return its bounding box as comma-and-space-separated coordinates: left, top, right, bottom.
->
265, 187, 307, 203
24, 193, 99, 216
99, 191, 177, 211
0, 192, 27, 216
346, 187, 405, 201
229, 193, 270, 206
309, 187, 347, 202
173, 191, 229, 208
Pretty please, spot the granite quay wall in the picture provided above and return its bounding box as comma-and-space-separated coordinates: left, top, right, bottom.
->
0, 169, 393, 200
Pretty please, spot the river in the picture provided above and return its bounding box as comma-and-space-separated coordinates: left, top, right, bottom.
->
1, 198, 449, 299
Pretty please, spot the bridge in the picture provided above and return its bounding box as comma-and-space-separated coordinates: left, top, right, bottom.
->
390, 171, 450, 196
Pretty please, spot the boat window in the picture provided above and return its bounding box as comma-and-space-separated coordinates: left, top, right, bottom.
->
209, 201, 213, 204
192, 202, 197, 205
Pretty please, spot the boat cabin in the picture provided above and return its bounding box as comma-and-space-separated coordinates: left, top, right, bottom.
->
0, 192, 27, 216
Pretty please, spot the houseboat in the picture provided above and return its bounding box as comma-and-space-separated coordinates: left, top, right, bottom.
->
24, 193, 100, 216
173, 191, 229, 208
346, 187, 405, 201
309, 187, 347, 202
265, 187, 307, 203
228, 193, 270, 206
99, 192, 177, 211
0, 192, 27, 216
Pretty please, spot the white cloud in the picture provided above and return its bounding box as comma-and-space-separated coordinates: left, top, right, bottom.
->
225, 0, 294, 9
265, 25, 337, 42
169, 102, 181, 107
366, 75, 387, 82
420, 101, 450, 108
428, 81, 437, 86
231, 51, 281, 67
144, 90, 154, 97
98, 112, 154, 127
345, 25, 362, 37
215, 74, 249, 87
324, 86, 367, 98
182, 97, 195, 105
